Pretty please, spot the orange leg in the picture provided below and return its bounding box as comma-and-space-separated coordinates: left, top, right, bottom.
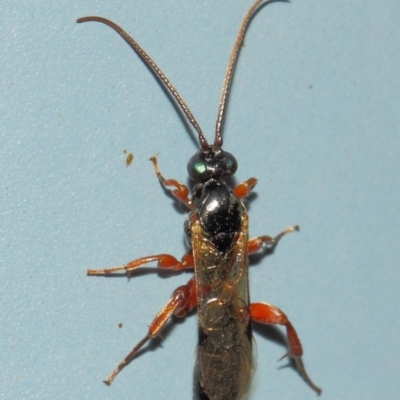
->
87, 251, 194, 276
150, 155, 194, 209
248, 225, 299, 254
104, 276, 197, 385
234, 177, 258, 198
250, 302, 322, 395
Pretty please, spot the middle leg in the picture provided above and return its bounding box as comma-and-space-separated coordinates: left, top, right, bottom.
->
248, 225, 299, 254
87, 250, 194, 276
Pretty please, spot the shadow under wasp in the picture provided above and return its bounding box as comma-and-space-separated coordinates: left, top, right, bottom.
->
77, 0, 322, 399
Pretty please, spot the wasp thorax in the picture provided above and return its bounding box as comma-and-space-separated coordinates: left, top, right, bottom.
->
187, 148, 238, 181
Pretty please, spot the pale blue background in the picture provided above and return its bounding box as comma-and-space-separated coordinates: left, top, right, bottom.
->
1, 0, 399, 399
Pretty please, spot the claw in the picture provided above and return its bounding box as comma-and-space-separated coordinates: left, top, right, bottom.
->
277, 351, 290, 362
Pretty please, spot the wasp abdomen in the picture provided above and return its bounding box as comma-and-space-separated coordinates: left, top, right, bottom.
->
197, 296, 252, 400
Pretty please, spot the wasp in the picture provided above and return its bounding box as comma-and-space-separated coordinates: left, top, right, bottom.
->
78, 1, 321, 398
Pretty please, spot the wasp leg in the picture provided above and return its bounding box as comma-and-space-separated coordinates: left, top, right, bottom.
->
250, 302, 322, 395
233, 177, 258, 198
103, 277, 197, 385
248, 225, 299, 254
150, 155, 194, 209
87, 251, 194, 276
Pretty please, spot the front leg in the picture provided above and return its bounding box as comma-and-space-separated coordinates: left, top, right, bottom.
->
234, 177, 258, 198
251, 302, 322, 395
150, 155, 193, 209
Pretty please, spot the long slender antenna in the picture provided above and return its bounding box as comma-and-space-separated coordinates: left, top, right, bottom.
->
77, 16, 210, 150
214, 0, 266, 149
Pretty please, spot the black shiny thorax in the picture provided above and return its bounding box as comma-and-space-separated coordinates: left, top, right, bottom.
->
188, 178, 245, 254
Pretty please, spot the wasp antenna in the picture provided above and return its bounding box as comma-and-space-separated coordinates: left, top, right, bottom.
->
214, 0, 268, 149
76, 16, 210, 150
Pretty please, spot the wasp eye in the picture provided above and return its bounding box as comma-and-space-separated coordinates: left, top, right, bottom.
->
226, 158, 234, 170
194, 162, 207, 175
222, 152, 238, 175
188, 152, 208, 181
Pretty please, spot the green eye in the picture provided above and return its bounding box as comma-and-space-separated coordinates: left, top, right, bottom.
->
226, 159, 233, 169
195, 162, 207, 174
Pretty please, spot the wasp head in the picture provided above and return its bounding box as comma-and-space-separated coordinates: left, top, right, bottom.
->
187, 147, 237, 182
